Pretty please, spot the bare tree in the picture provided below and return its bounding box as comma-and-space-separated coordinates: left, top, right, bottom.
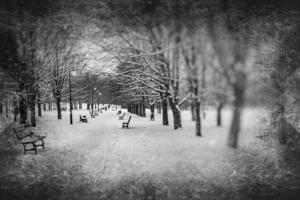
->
207, 0, 257, 148
41, 24, 74, 119
15, 16, 51, 126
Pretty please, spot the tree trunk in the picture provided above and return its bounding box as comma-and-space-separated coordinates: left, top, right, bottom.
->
29, 94, 37, 127
169, 23, 181, 130
227, 70, 247, 148
194, 100, 201, 136
38, 102, 41, 117
228, 89, 244, 148
171, 105, 182, 130
228, 105, 241, 148
191, 102, 195, 121
135, 103, 137, 114
217, 102, 223, 126
43, 103, 46, 112
13, 97, 18, 122
87, 103, 90, 110
38, 101, 42, 117
150, 104, 155, 120
138, 102, 141, 116
141, 100, 146, 117
30, 102, 36, 127
139, 102, 142, 116
79, 102, 82, 109
162, 97, 168, 126
141, 102, 144, 116
48, 102, 51, 111
169, 98, 182, 130
37, 91, 42, 117
56, 97, 62, 120
19, 95, 27, 124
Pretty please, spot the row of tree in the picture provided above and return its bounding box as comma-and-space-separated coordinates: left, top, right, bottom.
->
84, 0, 299, 148
0, 2, 107, 126
1, 0, 299, 150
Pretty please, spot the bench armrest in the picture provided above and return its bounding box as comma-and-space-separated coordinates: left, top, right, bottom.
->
31, 135, 46, 140
22, 141, 35, 145
15, 132, 33, 140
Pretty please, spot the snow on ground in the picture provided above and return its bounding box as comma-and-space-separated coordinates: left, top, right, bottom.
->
35, 107, 268, 182
3, 107, 286, 199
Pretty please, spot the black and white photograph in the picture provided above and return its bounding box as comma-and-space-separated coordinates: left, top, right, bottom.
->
0, 0, 300, 199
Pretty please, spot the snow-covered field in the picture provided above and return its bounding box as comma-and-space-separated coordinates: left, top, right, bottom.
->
38, 107, 268, 181
2, 107, 299, 200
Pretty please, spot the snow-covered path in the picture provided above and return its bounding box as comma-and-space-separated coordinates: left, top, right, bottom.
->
36, 108, 265, 185
4, 108, 291, 200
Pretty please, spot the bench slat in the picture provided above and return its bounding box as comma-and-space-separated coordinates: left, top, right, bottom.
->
13, 126, 46, 155
122, 116, 131, 128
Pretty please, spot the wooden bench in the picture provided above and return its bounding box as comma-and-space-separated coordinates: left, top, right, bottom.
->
90, 112, 95, 118
150, 113, 155, 121
122, 116, 131, 128
119, 113, 125, 120
13, 127, 46, 155
13, 125, 33, 140
79, 115, 88, 122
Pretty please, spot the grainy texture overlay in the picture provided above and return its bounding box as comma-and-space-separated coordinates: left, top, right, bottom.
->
1, 0, 300, 199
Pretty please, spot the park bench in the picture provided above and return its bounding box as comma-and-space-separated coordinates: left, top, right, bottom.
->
13, 126, 46, 155
90, 111, 95, 118
61, 106, 67, 111
122, 116, 131, 128
150, 113, 155, 121
79, 114, 88, 122
119, 112, 125, 120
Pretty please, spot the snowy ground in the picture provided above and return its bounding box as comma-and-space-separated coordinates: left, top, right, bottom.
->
38, 107, 266, 178
1, 107, 299, 200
